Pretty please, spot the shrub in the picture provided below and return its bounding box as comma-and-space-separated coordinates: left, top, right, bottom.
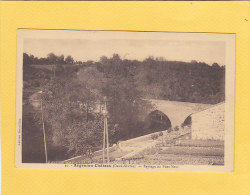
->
181, 123, 185, 129
174, 126, 179, 131
167, 128, 173, 133
151, 133, 159, 140
158, 132, 163, 136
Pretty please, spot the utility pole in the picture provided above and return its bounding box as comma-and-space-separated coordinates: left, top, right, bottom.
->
38, 91, 48, 163
105, 101, 109, 163
102, 113, 106, 163
102, 97, 109, 164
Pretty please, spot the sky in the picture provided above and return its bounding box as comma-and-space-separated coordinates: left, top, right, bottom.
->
24, 38, 226, 66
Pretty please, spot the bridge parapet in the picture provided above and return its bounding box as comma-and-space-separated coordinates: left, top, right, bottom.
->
142, 99, 212, 128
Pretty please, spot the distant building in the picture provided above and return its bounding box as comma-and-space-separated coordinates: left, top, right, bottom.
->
188, 102, 225, 140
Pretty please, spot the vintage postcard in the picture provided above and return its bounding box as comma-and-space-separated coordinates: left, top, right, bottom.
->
16, 29, 235, 172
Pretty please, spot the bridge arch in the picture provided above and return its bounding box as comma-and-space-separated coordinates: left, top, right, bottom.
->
144, 110, 172, 134
183, 115, 192, 127
141, 99, 212, 128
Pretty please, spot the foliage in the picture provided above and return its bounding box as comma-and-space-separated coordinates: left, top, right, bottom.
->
174, 126, 179, 131
47, 53, 58, 64
65, 55, 74, 64
181, 123, 184, 129
23, 52, 75, 65
40, 77, 107, 156
23, 52, 225, 104
151, 133, 159, 140
167, 128, 173, 133
65, 116, 104, 155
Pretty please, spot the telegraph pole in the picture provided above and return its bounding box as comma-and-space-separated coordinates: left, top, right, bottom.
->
105, 101, 110, 163
38, 91, 48, 163
102, 113, 106, 163
102, 97, 109, 164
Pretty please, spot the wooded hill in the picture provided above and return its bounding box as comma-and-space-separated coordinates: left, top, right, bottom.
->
24, 53, 225, 104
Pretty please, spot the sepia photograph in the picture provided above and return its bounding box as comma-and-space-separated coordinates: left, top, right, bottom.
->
16, 30, 235, 171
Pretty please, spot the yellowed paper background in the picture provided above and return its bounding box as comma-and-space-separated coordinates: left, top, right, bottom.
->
0, 2, 249, 195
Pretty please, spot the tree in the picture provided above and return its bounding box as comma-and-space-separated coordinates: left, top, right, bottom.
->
41, 77, 100, 155
47, 52, 57, 64
23, 53, 30, 65
65, 55, 74, 64
111, 53, 121, 62
212, 62, 220, 68
99, 56, 108, 64
65, 116, 103, 155
77, 67, 107, 121
57, 55, 65, 64
102, 71, 152, 140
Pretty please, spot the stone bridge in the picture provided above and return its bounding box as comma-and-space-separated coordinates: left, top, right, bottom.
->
143, 99, 212, 128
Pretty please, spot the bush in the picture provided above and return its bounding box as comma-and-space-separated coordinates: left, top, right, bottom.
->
181, 123, 185, 129
174, 126, 179, 131
167, 128, 173, 133
158, 132, 163, 136
151, 133, 159, 140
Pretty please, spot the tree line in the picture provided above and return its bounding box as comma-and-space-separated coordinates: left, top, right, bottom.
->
23, 52, 79, 65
